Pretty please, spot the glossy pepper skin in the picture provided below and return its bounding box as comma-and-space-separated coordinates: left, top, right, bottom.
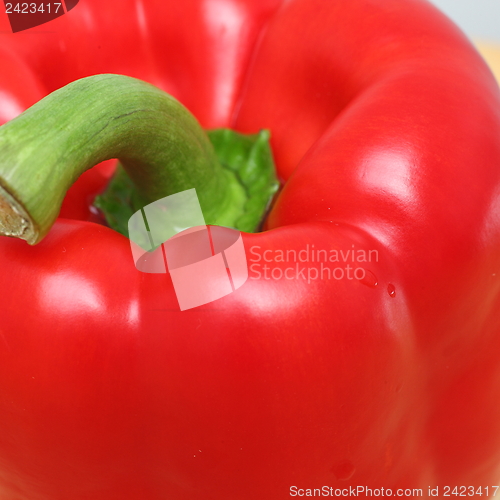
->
1, 0, 500, 498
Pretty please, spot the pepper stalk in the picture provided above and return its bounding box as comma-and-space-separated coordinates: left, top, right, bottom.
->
0, 74, 279, 244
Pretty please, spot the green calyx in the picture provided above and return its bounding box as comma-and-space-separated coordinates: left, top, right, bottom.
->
95, 128, 279, 238
0, 74, 279, 245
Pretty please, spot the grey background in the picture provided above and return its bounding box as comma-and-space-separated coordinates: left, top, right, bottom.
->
428, 0, 500, 43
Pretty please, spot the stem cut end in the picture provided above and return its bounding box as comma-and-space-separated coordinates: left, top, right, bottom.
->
0, 184, 36, 244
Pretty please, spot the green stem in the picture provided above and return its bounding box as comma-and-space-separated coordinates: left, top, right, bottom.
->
0, 74, 278, 245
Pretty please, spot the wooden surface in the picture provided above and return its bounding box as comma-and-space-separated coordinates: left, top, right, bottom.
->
475, 41, 500, 84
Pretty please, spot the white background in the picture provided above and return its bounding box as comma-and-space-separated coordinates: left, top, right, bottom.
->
429, 0, 500, 43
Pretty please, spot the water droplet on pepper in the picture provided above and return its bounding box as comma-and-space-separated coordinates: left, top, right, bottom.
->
332, 460, 356, 480
359, 270, 378, 288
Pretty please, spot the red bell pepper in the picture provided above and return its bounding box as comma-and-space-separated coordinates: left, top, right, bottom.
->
1, 1, 500, 499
